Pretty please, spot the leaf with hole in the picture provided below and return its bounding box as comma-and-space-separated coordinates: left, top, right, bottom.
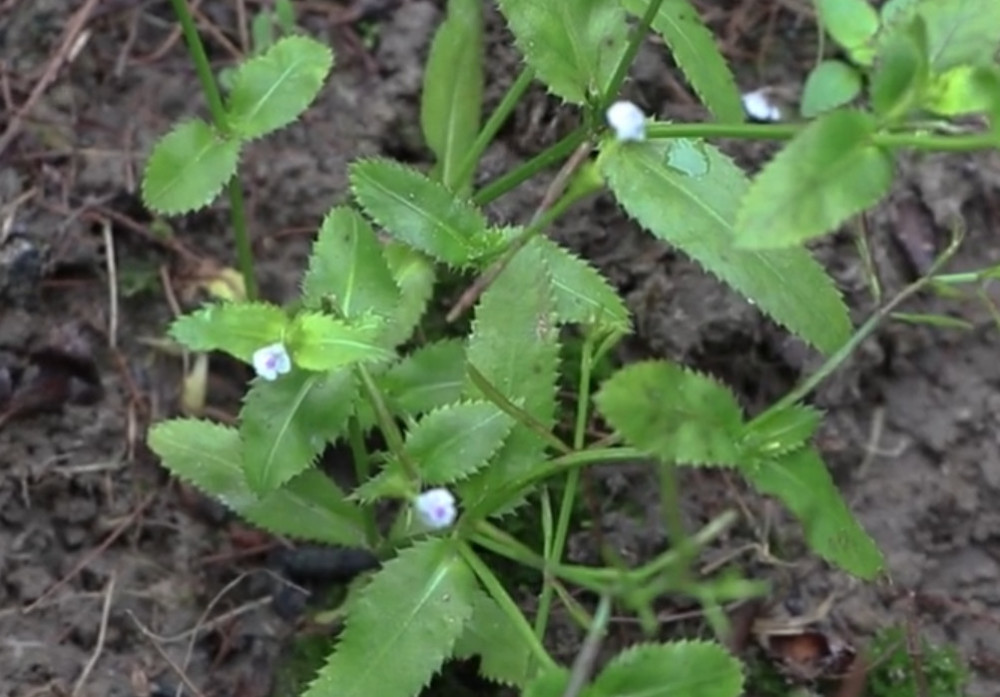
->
735, 110, 894, 249
599, 138, 851, 355
142, 119, 241, 215
801, 60, 863, 118
226, 35, 333, 138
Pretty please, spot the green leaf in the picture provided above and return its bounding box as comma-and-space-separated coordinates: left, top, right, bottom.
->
524, 668, 571, 697
226, 35, 333, 139
881, 0, 1000, 72
142, 119, 241, 215
302, 206, 400, 318
584, 640, 743, 697
275, 0, 296, 34
801, 60, 863, 118
240, 369, 357, 493
169, 301, 289, 362
871, 18, 928, 120
421, 0, 484, 193
287, 312, 393, 371
815, 0, 880, 65
621, 0, 743, 123
531, 236, 631, 333
350, 158, 502, 266
250, 11, 274, 53
382, 243, 437, 348
453, 592, 535, 687
496, 0, 628, 104
734, 110, 894, 249
741, 404, 823, 460
743, 448, 884, 579
303, 538, 478, 697
404, 401, 515, 484
461, 245, 560, 503
595, 361, 744, 466
599, 138, 851, 355
924, 65, 1000, 117
381, 339, 467, 418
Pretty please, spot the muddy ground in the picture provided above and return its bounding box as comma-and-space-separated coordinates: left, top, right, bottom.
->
2, 1, 1000, 696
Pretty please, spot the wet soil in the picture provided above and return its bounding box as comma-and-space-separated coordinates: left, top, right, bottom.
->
2, 1, 1000, 696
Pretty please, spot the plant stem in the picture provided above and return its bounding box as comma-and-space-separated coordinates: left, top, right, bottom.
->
601, 0, 665, 109
348, 416, 379, 546
459, 542, 557, 671
356, 364, 419, 481
168, 0, 258, 299
560, 594, 612, 697
473, 128, 587, 206
454, 66, 536, 191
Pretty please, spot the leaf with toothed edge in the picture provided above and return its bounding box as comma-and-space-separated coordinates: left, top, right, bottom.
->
169, 301, 289, 363
453, 591, 535, 687
380, 242, 437, 348
142, 119, 241, 215
286, 312, 394, 371
302, 538, 477, 697
586, 640, 744, 697
598, 137, 851, 355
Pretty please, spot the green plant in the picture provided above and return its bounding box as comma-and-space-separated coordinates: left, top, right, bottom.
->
140, 1, 1000, 696
868, 625, 972, 697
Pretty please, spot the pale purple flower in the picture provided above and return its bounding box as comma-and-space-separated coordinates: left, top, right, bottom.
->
606, 100, 647, 142
252, 342, 291, 381
414, 488, 457, 530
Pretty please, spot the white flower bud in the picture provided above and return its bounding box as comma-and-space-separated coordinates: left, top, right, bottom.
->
252, 342, 291, 381
414, 488, 457, 530
741, 89, 782, 122
606, 100, 647, 142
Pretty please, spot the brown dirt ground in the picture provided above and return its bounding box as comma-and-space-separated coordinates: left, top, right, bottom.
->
2, 1, 1000, 696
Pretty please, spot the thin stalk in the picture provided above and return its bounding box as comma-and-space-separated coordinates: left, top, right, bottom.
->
459, 543, 557, 671
473, 128, 587, 206
355, 364, 419, 480
454, 66, 536, 190
560, 594, 612, 697
168, 0, 258, 299
348, 416, 378, 546
601, 0, 666, 108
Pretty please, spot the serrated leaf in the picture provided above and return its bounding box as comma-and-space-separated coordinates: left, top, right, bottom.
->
530, 237, 631, 333
815, 0, 880, 65
142, 119, 240, 215
381, 243, 437, 347
621, 0, 743, 122
240, 369, 357, 493
460, 245, 560, 504
599, 138, 851, 355
496, 0, 628, 104
169, 301, 289, 362
743, 448, 884, 579
226, 35, 333, 139
881, 0, 1000, 72
350, 158, 502, 267
595, 361, 744, 465
302, 206, 400, 318
735, 110, 894, 250
453, 592, 535, 687
741, 403, 823, 460
421, 0, 484, 193
801, 60, 863, 118
584, 640, 743, 697
303, 538, 477, 697
382, 339, 467, 417
871, 18, 929, 120
405, 401, 516, 484
287, 312, 393, 370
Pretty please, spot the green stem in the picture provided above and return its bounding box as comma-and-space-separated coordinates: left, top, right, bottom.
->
169, 0, 258, 300
560, 594, 612, 697
356, 364, 419, 481
459, 542, 558, 671
601, 0, 666, 108
348, 416, 379, 546
454, 66, 536, 190
473, 128, 587, 206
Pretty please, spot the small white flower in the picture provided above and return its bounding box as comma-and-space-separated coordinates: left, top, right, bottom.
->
252, 342, 291, 381
606, 100, 647, 142
414, 488, 457, 530
741, 89, 782, 122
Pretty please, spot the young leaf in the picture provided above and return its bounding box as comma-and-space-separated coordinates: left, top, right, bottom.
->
379, 243, 437, 348
588, 640, 743, 697
170, 301, 289, 362
381, 339, 467, 418
871, 19, 928, 120
350, 158, 503, 266
142, 119, 241, 215
461, 245, 560, 503
741, 404, 823, 460
815, 0, 880, 65
599, 138, 851, 355
286, 312, 393, 370
734, 110, 894, 249
621, 0, 743, 123
302, 206, 400, 318
801, 60, 863, 118
453, 591, 535, 687
924, 65, 1000, 118
595, 361, 744, 466
226, 35, 334, 139
421, 0, 484, 193
275, 0, 296, 34
496, 0, 628, 104
240, 369, 357, 493
531, 237, 631, 333
881, 0, 1000, 72
743, 448, 884, 579
403, 401, 515, 484
303, 538, 478, 697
